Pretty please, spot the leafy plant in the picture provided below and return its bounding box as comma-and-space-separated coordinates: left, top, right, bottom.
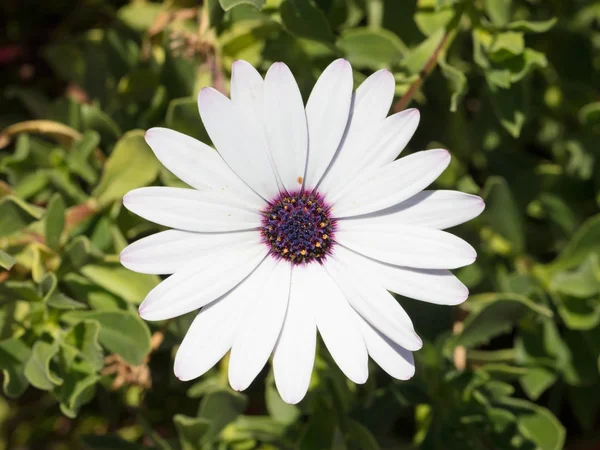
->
0, 0, 598, 448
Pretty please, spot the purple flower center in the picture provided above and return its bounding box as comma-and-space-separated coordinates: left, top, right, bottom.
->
261, 191, 336, 264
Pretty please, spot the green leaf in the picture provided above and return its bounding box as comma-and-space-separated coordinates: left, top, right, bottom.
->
266, 378, 300, 425
93, 130, 161, 205
414, 6, 454, 37
562, 330, 600, 386
482, 176, 525, 253
117, 2, 164, 32
402, 28, 445, 74
0, 338, 31, 397
280, 0, 335, 44
59, 366, 99, 418
298, 398, 335, 450
63, 311, 151, 365
165, 98, 212, 143
0, 280, 41, 302
173, 415, 211, 450
337, 28, 406, 69
506, 49, 548, 83
0, 196, 44, 237
487, 80, 526, 137
0, 250, 16, 270
505, 18, 557, 33
24, 339, 62, 390
66, 130, 100, 184
551, 254, 600, 298
579, 101, 600, 126
439, 56, 467, 112
198, 389, 248, 442
81, 104, 122, 142
39, 272, 58, 302
45, 193, 65, 250
550, 214, 600, 271
519, 367, 557, 401
554, 293, 600, 330
497, 398, 565, 450
484, 0, 512, 26
219, 0, 265, 10
62, 236, 101, 270
81, 263, 159, 304
456, 293, 552, 348
62, 320, 104, 372
47, 293, 87, 310
488, 32, 524, 62
62, 273, 122, 311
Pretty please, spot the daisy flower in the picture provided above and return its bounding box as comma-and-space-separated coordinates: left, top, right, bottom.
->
120, 59, 484, 404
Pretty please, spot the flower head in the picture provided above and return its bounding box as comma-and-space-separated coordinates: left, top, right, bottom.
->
120, 59, 484, 404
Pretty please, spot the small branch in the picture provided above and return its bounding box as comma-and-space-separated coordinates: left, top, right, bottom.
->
393, 31, 452, 113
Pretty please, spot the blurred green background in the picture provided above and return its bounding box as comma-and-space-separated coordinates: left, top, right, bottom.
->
0, 0, 599, 449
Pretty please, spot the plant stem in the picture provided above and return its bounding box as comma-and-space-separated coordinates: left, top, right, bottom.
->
393, 4, 465, 112
392, 31, 452, 113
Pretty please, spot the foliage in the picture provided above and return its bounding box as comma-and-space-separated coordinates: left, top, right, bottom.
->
0, 0, 599, 448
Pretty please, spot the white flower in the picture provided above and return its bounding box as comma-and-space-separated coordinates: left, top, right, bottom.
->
120, 59, 484, 404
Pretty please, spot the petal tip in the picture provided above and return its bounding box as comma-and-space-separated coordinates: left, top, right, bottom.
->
476, 197, 486, 213
122, 191, 133, 208
413, 334, 424, 351
145, 129, 155, 140
138, 303, 148, 319
333, 58, 351, 69
407, 108, 420, 119
119, 247, 130, 264
279, 389, 305, 405
173, 359, 192, 382
399, 367, 416, 381
354, 369, 369, 385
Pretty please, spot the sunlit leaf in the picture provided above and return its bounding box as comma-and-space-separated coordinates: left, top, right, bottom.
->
24, 339, 63, 390
45, 193, 65, 250
456, 293, 552, 348
220, 0, 265, 10
63, 311, 151, 365
0, 338, 31, 397
93, 130, 161, 206
337, 28, 406, 69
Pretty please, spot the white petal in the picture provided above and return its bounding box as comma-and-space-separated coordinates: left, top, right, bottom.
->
333, 245, 468, 305
343, 190, 485, 230
358, 109, 420, 170
173, 277, 252, 381
304, 59, 353, 189
273, 264, 317, 404
332, 149, 451, 218
326, 257, 422, 352
318, 69, 395, 197
358, 316, 415, 380
144, 128, 260, 206
311, 263, 368, 384
230, 60, 264, 108
229, 258, 291, 391
138, 242, 266, 321
198, 87, 279, 199
123, 187, 262, 232
336, 221, 477, 270
229, 60, 283, 193
264, 62, 308, 193
120, 229, 260, 275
